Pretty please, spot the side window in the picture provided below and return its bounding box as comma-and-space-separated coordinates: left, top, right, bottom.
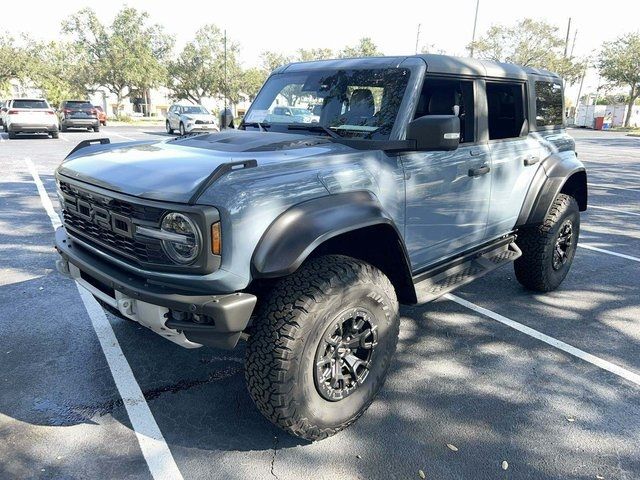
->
414, 78, 475, 143
486, 82, 526, 140
535, 81, 563, 127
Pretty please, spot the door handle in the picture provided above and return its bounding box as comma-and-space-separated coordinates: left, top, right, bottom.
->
470, 149, 483, 157
523, 156, 540, 166
468, 165, 490, 177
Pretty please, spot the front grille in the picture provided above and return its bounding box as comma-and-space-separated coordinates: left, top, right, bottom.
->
195, 120, 213, 125
59, 182, 164, 223
63, 211, 170, 264
59, 181, 172, 266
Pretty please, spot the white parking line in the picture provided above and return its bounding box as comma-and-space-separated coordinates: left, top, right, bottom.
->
579, 244, 640, 263
110, 132, 136, 141
445, 294, 640, 387
58, 134, 70, 142
588, 183, 640, 192
26, 158, 184, 480
589, 205, 640, 217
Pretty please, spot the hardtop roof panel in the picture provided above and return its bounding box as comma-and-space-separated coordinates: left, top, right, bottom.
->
276, 54, 561, 81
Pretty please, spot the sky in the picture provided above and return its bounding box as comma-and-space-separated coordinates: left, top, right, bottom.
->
6, 0, 640, 100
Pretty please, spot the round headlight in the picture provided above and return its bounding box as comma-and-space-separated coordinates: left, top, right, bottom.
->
160, 212, 201, 264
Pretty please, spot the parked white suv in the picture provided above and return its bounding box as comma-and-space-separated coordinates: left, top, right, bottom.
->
4, 98, 58, 139
166, 103, 219, 136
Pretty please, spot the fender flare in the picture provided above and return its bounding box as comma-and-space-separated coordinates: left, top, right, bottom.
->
251, 191, 408, 278
516, 152, 587, 227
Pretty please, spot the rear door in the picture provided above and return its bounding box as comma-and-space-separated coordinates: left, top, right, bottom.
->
485, 80, 542, 238
402, 76, 491, 270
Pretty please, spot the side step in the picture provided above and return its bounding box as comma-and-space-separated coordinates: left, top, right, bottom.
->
413, 236, 522, 304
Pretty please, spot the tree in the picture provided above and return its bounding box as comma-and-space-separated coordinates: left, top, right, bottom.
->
0, 37, 30, 94
261, 51, 293, 73
297, 48, 335, 61
168, 25, 242, 105
62, 7, 173, 118
598, 33, 640, 127
29, 41, 93, 107
240, 67, 268, 101
339, 38, 383, 58
469, 19, 584, 83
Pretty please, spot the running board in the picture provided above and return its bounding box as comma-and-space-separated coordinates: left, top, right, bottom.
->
413, 237, 522, 304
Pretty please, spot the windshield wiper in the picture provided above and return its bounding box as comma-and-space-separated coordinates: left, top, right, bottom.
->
287, 124, 340, 139
241, 121, 271, 132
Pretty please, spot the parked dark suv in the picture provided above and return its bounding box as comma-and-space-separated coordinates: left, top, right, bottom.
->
54, 54, 586, 441
58, 100, 100, 132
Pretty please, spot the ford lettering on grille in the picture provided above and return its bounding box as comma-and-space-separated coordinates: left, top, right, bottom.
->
67, 195, 133, 238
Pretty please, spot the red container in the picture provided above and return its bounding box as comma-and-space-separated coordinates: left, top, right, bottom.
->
594, 116, 604, 130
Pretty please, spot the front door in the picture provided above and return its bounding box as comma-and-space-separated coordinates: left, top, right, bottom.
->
402, 77, 491, 270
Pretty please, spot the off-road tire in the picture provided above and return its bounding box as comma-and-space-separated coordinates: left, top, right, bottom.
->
514, 193, 580, 292
51, 131, 59, 139
245, 255, 400, 441
93, 126, 100, 132
8, 131, 16, 139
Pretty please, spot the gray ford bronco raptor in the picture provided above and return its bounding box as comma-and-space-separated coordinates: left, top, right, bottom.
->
54, 54, 587, 441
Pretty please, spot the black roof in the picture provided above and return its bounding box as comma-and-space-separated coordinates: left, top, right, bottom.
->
277, 53, 560, 80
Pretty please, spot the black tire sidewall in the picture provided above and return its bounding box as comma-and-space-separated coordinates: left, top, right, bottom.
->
291, 279, 398, 430
544, 199, 580, 288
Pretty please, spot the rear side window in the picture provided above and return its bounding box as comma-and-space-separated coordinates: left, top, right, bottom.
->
12, 99, 49, 109
486, 82, 526, 140
65, 101, 92, 109
535, 81, 563, 127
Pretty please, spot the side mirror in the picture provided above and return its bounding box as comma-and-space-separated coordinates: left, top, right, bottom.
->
406, 115, 460, 151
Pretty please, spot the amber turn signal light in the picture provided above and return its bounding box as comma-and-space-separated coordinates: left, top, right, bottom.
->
211, 222, 222, 255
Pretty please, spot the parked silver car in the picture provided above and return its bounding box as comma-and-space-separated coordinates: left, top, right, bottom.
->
166, 104, 219, 135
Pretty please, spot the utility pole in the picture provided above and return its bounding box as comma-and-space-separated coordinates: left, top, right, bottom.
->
469, 0, 480, 57
575, 62, 588, 115
570, 29, 578, 58
563, 17, 572, 57
223, 29, 228, 128
415, 24, 421, 54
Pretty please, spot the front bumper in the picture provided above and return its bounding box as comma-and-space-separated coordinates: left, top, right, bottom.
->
185, 124, 219, 133
55, 226, 256, 349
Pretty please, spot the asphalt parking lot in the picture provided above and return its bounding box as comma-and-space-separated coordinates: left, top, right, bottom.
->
1, 126, 639, 480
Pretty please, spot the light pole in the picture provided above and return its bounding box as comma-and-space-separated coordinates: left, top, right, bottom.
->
415, 24, 421, 54
469, 0, 480, 57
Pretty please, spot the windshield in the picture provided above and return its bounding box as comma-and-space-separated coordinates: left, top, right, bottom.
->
13, 99, 49, 109
244, 68, 411, 140
182, 106, 209, 115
